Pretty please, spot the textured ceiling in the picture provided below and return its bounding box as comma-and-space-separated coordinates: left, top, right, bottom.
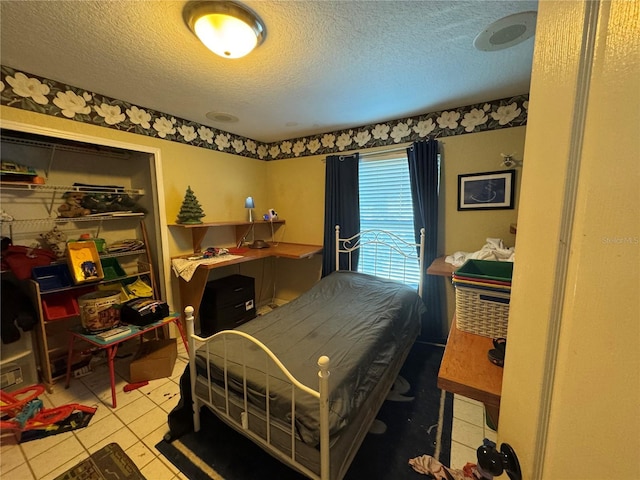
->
0, 0, 537, 143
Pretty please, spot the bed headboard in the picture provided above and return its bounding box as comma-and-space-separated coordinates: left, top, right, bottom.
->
334, 225, 425, 297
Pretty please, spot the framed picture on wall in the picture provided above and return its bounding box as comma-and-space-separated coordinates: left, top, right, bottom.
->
458, 170, 516, 210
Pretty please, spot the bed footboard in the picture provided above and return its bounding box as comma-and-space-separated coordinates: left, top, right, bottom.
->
184, 306, 331, 480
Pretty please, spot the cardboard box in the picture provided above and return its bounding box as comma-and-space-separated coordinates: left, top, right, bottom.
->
129, 339, 177, 382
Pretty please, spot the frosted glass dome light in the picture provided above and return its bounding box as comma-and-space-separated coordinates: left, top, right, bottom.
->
184, 1, 266, 59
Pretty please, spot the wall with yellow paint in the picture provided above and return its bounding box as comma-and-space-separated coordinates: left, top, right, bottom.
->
266, 127, 526, 311
499, 1, 639, 478
0, 106, 267, 310
441, 127, 524, 254
264, 127, 526, 254
1, 106, 526, 314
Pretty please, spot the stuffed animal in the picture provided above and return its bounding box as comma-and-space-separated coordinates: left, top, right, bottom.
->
40, 226, 67, 258
58, 192, 91, 218
0, 210, 14, 222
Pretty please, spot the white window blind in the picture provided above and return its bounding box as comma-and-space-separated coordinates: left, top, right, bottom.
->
358, 155, 420, 289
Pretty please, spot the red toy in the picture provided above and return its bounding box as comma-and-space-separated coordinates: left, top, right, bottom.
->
1, 384, 97, 442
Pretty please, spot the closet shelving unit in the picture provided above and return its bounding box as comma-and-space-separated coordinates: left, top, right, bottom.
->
1, 213, 154, 391
1, 133, 158, 390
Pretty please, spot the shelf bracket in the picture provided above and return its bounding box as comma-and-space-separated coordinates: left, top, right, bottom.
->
47, 190, 57, 217
46, 144, 56, 180
46, 145, 58, 216
191, 226, 208, 253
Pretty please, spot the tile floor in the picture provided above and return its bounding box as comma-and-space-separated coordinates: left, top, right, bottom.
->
1, 338, 492, 479
1, 338, 191, 480
450, 394, 498, 469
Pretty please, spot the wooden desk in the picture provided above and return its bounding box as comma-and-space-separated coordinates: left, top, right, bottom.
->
176, 242, 322, 325
438, 314, 503, 425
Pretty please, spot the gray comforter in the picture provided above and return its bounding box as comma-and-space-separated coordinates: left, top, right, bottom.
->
195, 270, 425, 445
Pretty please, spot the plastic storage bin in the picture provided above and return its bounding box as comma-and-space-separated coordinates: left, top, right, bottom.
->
1, 328, 34, 359
0, 330, 38, 392
454, 259, 513, 283
41, 292, 80, 321
454, 260, 513, 338
97, 283, 136, 302
0, 358, 38, 392
100, 257, 126, 280
67, 241, 104, 284
32, 263, 73, 292
73, 234, 106, 253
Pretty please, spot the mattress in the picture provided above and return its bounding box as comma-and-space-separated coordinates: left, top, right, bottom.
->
194, 270, 426, 446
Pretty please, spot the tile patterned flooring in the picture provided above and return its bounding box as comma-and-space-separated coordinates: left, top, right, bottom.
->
1, 339, 493, 479
450, 394, 498, 469
1, 339, 190, 480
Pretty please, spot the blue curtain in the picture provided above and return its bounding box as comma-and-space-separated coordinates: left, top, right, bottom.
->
408, 140, 445, 341
322, 154, 360, 276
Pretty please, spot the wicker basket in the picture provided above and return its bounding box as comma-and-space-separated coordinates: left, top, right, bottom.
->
455, 285, 510, 338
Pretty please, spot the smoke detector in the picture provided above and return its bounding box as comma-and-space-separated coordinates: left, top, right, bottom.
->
474, 11, 537, 51
205, 111, 239, 123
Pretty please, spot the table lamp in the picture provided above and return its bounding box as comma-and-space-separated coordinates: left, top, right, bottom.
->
245, 196, 255, 222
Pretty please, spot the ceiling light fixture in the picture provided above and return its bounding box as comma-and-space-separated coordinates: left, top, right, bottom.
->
474, 11, 537, 52
183, 1, 266, 59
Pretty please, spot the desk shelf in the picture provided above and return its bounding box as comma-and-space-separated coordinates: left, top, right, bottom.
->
169, 220, 285, 229
170, 220, 286, 253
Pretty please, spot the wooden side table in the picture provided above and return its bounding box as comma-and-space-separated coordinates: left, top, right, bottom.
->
428, 256, 505, 425
437, 314, 503, 425
427, 257, 502, 426
426, 256, 456, 277
64, 314, 188, 408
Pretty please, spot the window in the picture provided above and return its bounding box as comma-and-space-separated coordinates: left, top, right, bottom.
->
358, 154, 421, 289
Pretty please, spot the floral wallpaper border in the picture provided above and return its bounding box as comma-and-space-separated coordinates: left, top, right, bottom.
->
1, 65, 528, 161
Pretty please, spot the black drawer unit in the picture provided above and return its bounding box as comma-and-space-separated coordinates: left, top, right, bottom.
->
200, 274, 256, 336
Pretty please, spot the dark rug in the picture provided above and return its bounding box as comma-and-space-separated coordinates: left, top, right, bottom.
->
54, 442, 146, 480
156, 342, 452, 480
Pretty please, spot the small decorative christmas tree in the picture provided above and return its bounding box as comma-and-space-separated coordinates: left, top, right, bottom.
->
177, 186, 205, 224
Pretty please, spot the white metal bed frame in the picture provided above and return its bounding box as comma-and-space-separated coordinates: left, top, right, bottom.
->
334, 225, 425, 298
184, 227, 425, 480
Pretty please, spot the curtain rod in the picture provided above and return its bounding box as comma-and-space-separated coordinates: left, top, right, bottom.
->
320, 144, 410, 163
322, 140, 443, 162
358, 144, 412, 159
